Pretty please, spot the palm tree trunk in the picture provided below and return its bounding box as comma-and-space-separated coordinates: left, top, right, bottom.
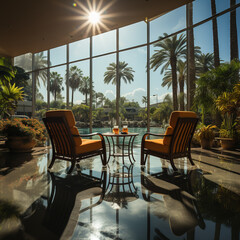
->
85, 94, 87, 105
179, 76, 185, 111
214, 222, 221, 240
170, 58, 178, 111
54, 92, 57, 101
230, 0, 239, 60
211, 0, 220, 67
71, 89, 74, 107
187, 2, 196, 110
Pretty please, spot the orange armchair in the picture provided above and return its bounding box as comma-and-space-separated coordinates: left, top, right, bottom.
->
43, 110, 106, 173
141, 111, 198, 171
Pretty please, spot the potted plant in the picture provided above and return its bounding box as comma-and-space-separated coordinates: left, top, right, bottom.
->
216, 83, 240, 150
219, 122, 236, 150
0, 118, 47, 152
196, 124, 217, 149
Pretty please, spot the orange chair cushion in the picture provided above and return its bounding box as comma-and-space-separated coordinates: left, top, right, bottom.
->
75, 139, 102, 155
144, 139, 170, 154
169, 111, 197, 128
46, 110, 82, 146
163, 126, 174, 145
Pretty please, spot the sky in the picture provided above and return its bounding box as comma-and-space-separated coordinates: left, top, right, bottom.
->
28, 0, 240, 107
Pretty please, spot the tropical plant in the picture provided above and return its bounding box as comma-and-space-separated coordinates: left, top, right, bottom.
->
150, 33, 186, 110
49, 72, 64, 101
0, 118, 47, 146
142, 96, 147, 108
104, 61, 135, 96
196, 124, 217, 141
216, 83, 240, 139
0, 57, 16, 85
72, 104, 90, 122
152, 94, 173, 124
196, 53, 214, 75
68, 66, 83, 107
79, 76, 90, 105
194, 60, 240, 124
0, 84, 24, 118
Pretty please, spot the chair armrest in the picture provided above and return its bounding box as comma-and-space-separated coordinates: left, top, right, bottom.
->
79, 132, 104, 138
142, 132, 173, 140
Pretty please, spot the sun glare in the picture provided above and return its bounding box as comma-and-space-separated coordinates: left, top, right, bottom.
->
89, 11, 100, 24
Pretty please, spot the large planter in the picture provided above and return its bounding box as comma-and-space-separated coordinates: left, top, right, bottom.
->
200, 138, 213, 149
6, 136, 36, 152
220, 138, 235, 150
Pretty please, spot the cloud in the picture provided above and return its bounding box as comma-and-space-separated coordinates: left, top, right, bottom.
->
75, 99, 82, 104
122, 88, 146, 106
150, 92, 172, 104
172, 17, 185, 32
104, 90, 115, 100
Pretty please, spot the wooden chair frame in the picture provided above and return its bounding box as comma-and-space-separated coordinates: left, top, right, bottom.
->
141, 117, 198, 171
43, 116, 107, 173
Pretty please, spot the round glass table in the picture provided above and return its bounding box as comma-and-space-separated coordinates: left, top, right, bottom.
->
102, 132, 139, 164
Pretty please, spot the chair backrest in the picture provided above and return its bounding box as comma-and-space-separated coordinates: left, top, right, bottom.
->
164, 111, 198, 154
43, 116, 75, 157
45, 110, 82, 146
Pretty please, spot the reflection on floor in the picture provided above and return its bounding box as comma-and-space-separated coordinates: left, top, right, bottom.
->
0, 146, 240, 240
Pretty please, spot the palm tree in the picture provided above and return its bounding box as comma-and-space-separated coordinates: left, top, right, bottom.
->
34, 52, 48, 87
187, 2, 196, 110
230, 0, 239, 60
142, 96, 147, 108
68, 66, 83, 107
196, 53, 214, 75
95, 92, 105, 108
49, 72, 63, 101
211, 0, 220, 67
162, 60, 187, 110
79, 76, 90, 105
104, 61, 135, 95
150, 33, 186, 110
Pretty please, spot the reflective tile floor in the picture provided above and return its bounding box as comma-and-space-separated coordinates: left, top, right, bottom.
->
0, 146, 240, 240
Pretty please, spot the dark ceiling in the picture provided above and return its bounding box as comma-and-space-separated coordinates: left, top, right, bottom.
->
0, 0, 191, 58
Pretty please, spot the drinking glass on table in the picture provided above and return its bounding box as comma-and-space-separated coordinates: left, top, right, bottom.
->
113, 126, 119, 134
122, 125, 128, 134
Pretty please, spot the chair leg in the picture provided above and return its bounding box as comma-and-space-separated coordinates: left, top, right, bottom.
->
188, 153, 195, 166
141, 147, 146, 166
48, 154, 56, 170
101, 149, 107, 166
67, 159, 76, 174
170, 156, 178, 171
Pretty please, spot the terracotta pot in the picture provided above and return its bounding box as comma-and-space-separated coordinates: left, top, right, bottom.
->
200, 138, 213, 149
220, 138, 235, 150
6, 136, 36, 152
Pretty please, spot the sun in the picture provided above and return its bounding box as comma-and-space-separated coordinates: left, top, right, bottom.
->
88, 11, 100, 24
69, 0, 115, 36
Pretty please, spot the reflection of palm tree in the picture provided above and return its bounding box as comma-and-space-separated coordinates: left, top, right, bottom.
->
211, 0, 220, 67
69, 66, 83, 107
79, 76, 90, 105
150, 33, 186, 111
50, 72, 63, 101
162, 60, 186, 110
104, 61, 135, 96
142, 96, 147, 108
196, 53, 214, 75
